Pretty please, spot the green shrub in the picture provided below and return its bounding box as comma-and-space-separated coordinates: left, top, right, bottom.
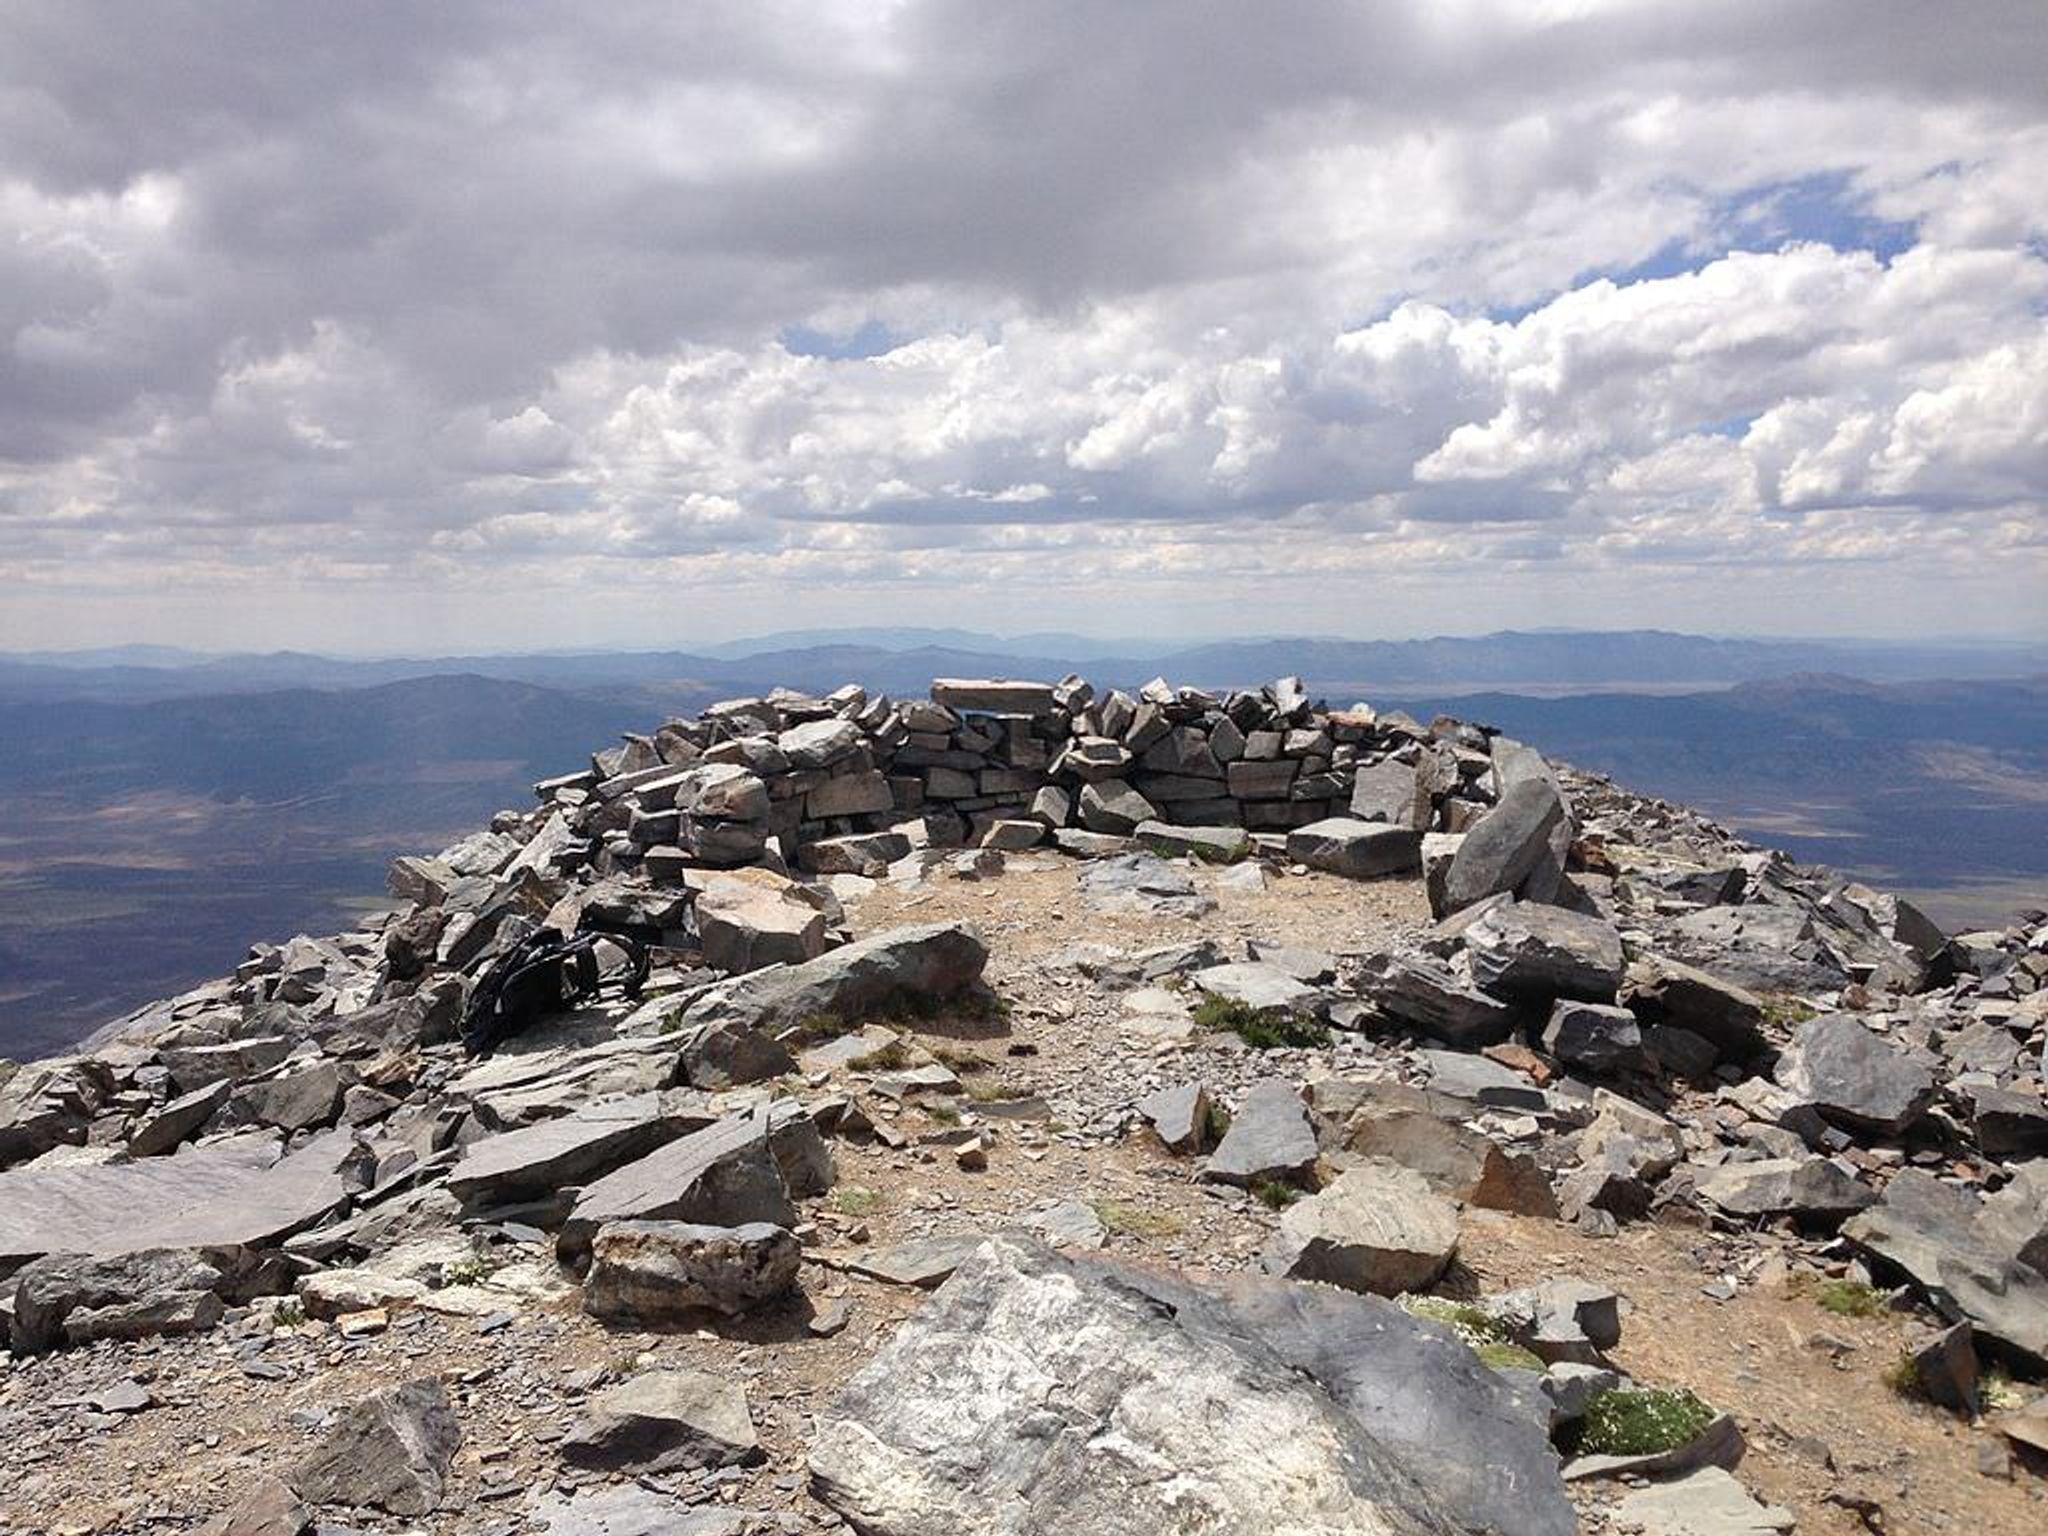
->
1815, 1279, 1886, 1319
827, 1186, 881, 1217
1576, 1388, 1717, 1456
1475, 1340, 1546, 1373
1191, 995, 1332, 1050
1252, 1178, 1303, 1210
1401, 1296, 1512, 1349
1092, 1199, 1184, 1238
1203, 1100, 1233, 1143
849, 1040, 914, 1072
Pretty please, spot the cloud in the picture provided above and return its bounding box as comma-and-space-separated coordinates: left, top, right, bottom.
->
0, 0, 2044, 647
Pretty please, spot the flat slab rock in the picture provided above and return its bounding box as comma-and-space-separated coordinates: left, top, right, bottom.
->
1202, 1080, 1318, 1187
808, 1235, 1572, 1536
677, 921, 989, 1037
290, 1377, 461, 1518
561, 1367, 762, 1472
1262, 1162, 1460, 1296
524, 1486, 746, 1536
1774, 1013, 1936, 1136
1611, 1467, 1795, 1535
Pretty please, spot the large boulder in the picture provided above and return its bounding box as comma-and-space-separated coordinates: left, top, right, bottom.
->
1774, 1014, 1936, 1137
1358, 952, 1519, 1049
582, 1221, 801, 1325
1694, 1157, 1877, 1223
9, 1247, 229, 1353
676, 922, 988, 1039
1463, 901, 1624, 1004
1349, 760, 1428, 830
693, 880, 831, 973
1260, 1163, 1460, 1296
808, 1236, 1571, 1536
1621, 954, 1767, 1063
447, 1093, 698, 1208
0, 1057, 113, 1168
1843, 1170, 2048, 1363
1078, 852, 1217, 918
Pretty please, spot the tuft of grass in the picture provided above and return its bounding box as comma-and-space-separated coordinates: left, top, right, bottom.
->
1815, 1279, 1886, 1319
788, 1012, 857, 1045
1091, 1199, 1185, 1239
1475, 1340, 1546, 1373
1575, 1388, 1718, 1457
1882, 1352, 1922, 1400
270, 1298, 306, 1330
925, 1102, 962, 1125
1253, 1178, 1303, 1210
964, 1077, 1029, 1103
1761, 994, 1819, 1031
849, 1040, 915, 1072
1981, 1368, 2028, 1414
1203, 1100, 1233, 1144
1190, 995, 1332, 1050
827, 1186, 881, 1217
929, 1044, 991, 1074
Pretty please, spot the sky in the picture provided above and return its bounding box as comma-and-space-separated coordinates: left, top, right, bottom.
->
1, 0, 2045, 653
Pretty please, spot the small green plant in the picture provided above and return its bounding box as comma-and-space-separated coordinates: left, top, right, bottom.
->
1981, 1368, 2028, 1413
925, 1102, 962, 1125
827, 1186, 881, 1217
1252, 1178, 1303, 1210
1401, 1296, 1513, 1349
439, 1247, 501, 1288
1575, 1388, 1718, 1457
270, 1298, 306, 1329
929, 1044, 991, 1074
1091, 1199, 1184, 1238
1190, 995, 1332, 1050
1761, 994, 1819, 1031
964, 1077, 1028, 1103
1203, 1100, 1233, 1144
1882, 1352, 1922, 1400
1815, 1279, 1886, 1319
788, 1012, 856, 1045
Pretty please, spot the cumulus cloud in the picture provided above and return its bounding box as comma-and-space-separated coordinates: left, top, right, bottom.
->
0, 0, 2043, 648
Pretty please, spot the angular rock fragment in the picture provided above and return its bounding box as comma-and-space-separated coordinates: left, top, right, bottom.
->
1543, 1001, 1646, 1073
1774, 1013, 1935, 1136
1260, 1162, 1460, 1296
1439, 777, 1565, 915
561, 1368, 763, 1472
291, 1377, 461, 1517
9, 1247, 228, 1353
1464, 901, 1625, 1004
1078, 852, 1216, 918
1201, 1080, 1318, 1187
1134, 1081, 1213, 1154
677, 922, 988, 1039
1284, 817, 1421, 880
1693, 1157, 1876, 1222
582, 1220, 800, 1324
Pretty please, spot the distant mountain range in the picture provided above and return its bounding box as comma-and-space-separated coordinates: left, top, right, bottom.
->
1, 636, 2043, 1059
4, 628, 2044, 705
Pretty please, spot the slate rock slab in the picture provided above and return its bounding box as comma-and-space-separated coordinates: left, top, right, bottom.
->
1610, 1467, 1794, 1534
1775, 1013, 1935, 1136
1440, 777, 1565, 915
561, 1367, 762, 1472
447, 1092, 698, 1207
810, 1235, 1572, 1536
1284, 818, 1421, 880
1694, 1157, 1876, 1222
678, 922, 989, 1037
291, 1377, 461, 1517
1078, 852, 1216, 917
1202, 1080, 1318, 1187
1465, 901, 1625, 1004
10, 1247, 228, 1353
524, 1487, 744, 1536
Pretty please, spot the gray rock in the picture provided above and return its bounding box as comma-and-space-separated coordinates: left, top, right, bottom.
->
1135, 1082, 1213, 1154
10, 1247, 227, 1353
1622, 954, 1767, 1063
678, 922, 987, 1038
1843, 1170, 2048, 1362
1360, 952, 1520, 1049
1190, 961, 1322, 1015
558, 1105, 812, 1265
583, 1220, 800, 1324
930, 679, 1058, 715
0, 1130, 354, 1269
693, 880, 832, 970
1775, 1014, 1935, 1136
561, 1367, 762, 1471
1694, 1157, 1876, 1222
1349, 759, 1428, 829
291, 1377, 460, 1517
677, 1015, 799, 1090
1284, 817, 1422, 880
1439, 777, 1566, 915
1669, 905, 1851, 995
236, 1060, 347, 1135
447, 1093, 696, 1208
847, 1233, 988, 1288
1078, 779, 1158, 835
1611, 1469, 1794, 1535
1202, 1080, 1318, 1187
1078, 852, 1216, 918
1260, 1163, 1459, 1296
809, 1236, 1570, 1536
128, 1079, 232, 1158
1907, 1322, 1980, 1416
1543, 1001, 1646, 1073
160, 1036, 297, 1094
1464, 901, 1625, 1004
523, 1487, 743, 1536
196, 1475, 309, 1536
1335, 1098, 1559, 1218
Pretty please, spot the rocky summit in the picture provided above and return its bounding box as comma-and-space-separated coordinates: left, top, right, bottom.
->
1, 671, 2045, 1535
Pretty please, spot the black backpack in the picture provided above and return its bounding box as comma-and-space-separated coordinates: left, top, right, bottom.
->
459, 926, 650, 1059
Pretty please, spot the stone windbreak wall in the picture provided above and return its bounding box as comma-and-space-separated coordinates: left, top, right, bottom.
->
536, 674, 1532, 889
